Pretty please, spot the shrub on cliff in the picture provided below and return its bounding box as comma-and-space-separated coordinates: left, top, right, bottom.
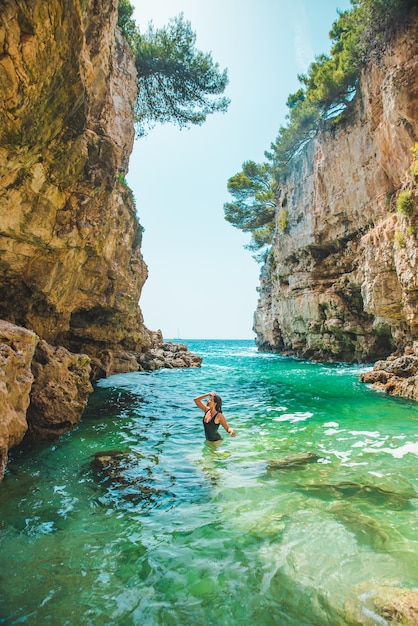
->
397, 190, 413, 216
117, 0, 138, 48
117, 2, 229, 136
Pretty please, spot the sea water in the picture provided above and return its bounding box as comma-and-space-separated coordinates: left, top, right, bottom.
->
1, 339, 418, 625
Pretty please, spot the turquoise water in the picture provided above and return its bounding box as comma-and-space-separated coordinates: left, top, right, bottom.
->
1, 339, 418, 625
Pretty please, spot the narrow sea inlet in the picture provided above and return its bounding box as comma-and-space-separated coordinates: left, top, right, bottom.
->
1, 340, 418, 625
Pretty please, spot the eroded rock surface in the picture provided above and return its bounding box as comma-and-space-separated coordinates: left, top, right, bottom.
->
0, 321, 93, 478
0, 321, 38, 480
360, 346, 418, 400
0, 0, 149, 375
254, 9, 418, 402
27, 340, 93, 442
345, 582, 418, 626
137, 341, 203, 371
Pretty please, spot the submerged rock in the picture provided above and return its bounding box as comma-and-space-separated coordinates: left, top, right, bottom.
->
91, 450, 143, 484
82, 386, 144, 420
295, 480, 417, 509
345, 581, 418, 626
90, 449, 173, 508
327, 502, 399, 552
266, 452, 322, 471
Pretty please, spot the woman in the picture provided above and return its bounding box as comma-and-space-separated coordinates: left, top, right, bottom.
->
194, 391, 236, 442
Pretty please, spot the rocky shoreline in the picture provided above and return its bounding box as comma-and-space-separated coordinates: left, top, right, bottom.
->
359, 346, 418, 401
0, 320, 201, 481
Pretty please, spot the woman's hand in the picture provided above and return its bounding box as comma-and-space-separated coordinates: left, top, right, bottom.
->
194, 393, 212, 411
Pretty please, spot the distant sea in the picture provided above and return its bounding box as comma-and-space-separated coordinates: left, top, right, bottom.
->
1, 339, 418, 625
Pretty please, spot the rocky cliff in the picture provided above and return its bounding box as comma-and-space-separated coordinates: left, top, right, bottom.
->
0, 0, 148, 376
0, 0, 201, 480
254, 10, 418, 398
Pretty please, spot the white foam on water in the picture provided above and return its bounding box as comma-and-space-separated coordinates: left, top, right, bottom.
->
370, 442, 418, 458
333, 450, 352, 462
273, 411, 313, 423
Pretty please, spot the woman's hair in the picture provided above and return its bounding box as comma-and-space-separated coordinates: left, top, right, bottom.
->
213, 393, 222, 412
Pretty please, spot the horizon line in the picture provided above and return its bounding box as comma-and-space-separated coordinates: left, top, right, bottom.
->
165, 337, 256, 342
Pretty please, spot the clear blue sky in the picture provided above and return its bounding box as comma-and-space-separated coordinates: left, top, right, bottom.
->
127, 0, 352, 340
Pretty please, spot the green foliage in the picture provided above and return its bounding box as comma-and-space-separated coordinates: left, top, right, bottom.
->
267, 0, 412, 176
277, 209, 288, 234
224, 161, 276, 252
394, 230, 406, 248
397, 190, 413, 215
224, 0, 413, 258
411, 143, 418, 178
117, 4, 229, 136
117, 171, 129, 187
133, 14, 229, 136
117, 0, 138, 47
266, 100, 321, 181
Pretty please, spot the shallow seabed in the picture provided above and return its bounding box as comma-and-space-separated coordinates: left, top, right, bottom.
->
1, 339, 418, 625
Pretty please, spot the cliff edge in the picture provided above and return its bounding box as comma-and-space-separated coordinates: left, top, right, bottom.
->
254, 10, 418, 399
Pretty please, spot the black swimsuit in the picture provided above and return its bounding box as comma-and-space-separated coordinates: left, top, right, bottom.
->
203, 411, 222, 441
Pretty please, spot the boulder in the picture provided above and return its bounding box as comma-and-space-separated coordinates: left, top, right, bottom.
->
27, 340, 93, 442
360, 350, 418, 401
0, 321, 38, 480
266, 452, 322, 471
137, 341, 202, 371
345, 582, 418, 626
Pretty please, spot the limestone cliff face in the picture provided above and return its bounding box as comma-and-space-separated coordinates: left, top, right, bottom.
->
0, 0, 149, 379
0, 0, 202, 479
254, 12, 418, 379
